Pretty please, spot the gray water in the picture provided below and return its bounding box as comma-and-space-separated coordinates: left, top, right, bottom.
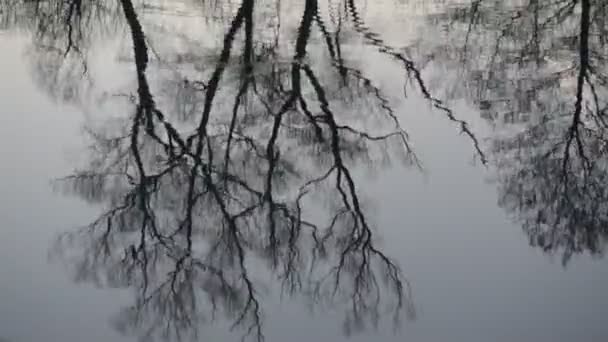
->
1, 0, 607, 341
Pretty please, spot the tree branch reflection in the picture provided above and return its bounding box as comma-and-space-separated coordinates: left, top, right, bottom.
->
416, 0, 608, 264
16, 0, 427, 340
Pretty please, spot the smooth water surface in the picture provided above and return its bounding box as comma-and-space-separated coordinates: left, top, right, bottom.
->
1, 0, 607, 341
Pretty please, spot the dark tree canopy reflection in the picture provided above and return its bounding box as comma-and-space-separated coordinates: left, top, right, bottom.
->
0, 0, 502, 340
414, 0, 608, 264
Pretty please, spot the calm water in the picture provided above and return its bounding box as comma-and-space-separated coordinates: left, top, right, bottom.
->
1, 0, 608, 341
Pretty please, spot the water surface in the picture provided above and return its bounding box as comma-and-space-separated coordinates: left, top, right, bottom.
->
1, 0, 607, 341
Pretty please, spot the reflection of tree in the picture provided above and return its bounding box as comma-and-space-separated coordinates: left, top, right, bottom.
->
0, 0, 122, 102
416, 0, 608, 264
6, 0, 446, 340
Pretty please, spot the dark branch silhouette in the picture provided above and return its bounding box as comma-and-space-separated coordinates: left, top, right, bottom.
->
2, 0, 442, 340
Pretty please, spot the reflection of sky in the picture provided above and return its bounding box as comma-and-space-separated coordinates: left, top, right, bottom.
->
1, 4, 608, 342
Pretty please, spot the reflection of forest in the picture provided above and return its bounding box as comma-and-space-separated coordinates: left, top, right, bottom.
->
7, 0, 607, 339
413, 0, 608, 264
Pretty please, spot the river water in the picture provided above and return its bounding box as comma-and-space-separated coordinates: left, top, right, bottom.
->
1, 0, 607, 341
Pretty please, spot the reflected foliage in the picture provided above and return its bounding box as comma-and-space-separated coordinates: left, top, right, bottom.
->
0, 0, 483, 341
415, 0, 608, 264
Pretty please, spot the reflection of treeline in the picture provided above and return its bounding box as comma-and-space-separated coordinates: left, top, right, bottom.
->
413, 0, 608, 264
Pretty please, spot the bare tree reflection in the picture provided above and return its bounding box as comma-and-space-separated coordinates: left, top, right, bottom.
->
0, 0, 122, 103
4, 0, 442, 340
415, 0, 608, 264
